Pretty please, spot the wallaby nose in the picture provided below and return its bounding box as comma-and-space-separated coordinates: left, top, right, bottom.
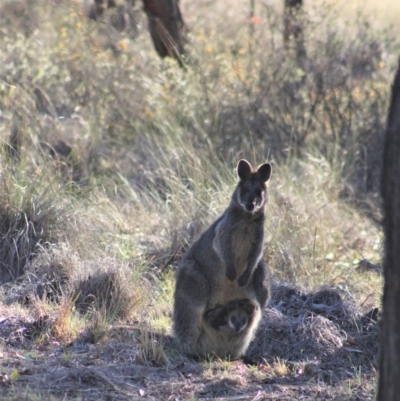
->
246, 202, 255, 212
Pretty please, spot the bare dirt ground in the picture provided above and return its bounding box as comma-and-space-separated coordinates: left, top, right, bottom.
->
0, 283, 379, 400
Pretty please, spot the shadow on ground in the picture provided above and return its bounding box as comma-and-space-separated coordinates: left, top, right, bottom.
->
0, 282, 379, 400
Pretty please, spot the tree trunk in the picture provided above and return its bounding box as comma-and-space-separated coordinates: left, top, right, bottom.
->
142, 0, 186, 64
378, 58, 400, 401
88, 0, 116, 20
283, 0, 306, 65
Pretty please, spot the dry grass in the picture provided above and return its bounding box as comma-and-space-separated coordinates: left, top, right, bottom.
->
0, 164, 69, 284
266, 158, 382, 303
0, 0, 395, 399
249, 283, 379, 372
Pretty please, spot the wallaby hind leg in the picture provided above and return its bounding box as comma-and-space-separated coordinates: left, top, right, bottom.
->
173, 261, 210, 356
251, 260, 271, 309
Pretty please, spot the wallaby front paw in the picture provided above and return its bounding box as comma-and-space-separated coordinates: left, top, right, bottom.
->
226, 267, 236, 281
238, 272, 250, 287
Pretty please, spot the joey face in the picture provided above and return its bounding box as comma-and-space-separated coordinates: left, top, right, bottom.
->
227, 308, 249, 333
236, 160, 271, 214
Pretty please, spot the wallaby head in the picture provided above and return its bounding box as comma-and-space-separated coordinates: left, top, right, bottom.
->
227, 301, 256, 333
235, 159, 272, 214
205, 300, 256, 333
227, 307, 249, 333
227, 299, 256, 333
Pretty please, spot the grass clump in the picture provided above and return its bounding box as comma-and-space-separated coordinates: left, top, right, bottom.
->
70, 257, 139, 320
0, 162, 70, 284
136, 329, 168, 366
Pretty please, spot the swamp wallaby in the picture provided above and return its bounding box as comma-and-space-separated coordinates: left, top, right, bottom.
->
173, 160, 272, 359
204, 299, 256, 333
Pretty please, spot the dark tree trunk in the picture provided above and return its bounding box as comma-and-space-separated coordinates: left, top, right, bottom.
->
283, 0, 306, 65
88, 0, 117, 20
142, 0, 186, 64
378, 59, 400, 401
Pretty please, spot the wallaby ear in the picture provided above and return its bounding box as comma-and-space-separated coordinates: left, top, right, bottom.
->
237, 159, 252, 180
257, 163, 272, 182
